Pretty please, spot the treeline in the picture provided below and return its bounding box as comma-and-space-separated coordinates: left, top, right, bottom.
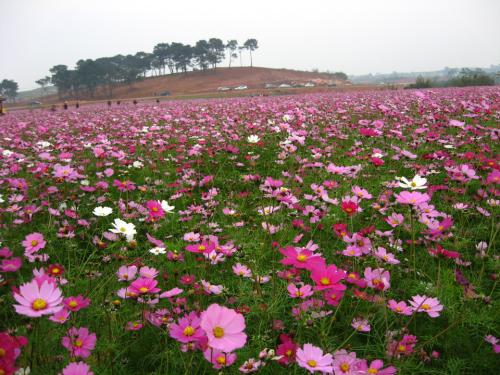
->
406, 68, 496, 89
40, 38, 259, 99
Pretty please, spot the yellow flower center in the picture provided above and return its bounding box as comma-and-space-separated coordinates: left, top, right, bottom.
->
368, 368, 378, 374
398, 344, 407, 352
213, 327, 224, 338
74, 339, 83, 347
52, 268, 60, 274
0, 348, 5, 357
320, 277, 330, 286
0, 369, 5, 375
296, 254, 307, 262
183, 326, 195, 336
340, 363, 350, 372
307, 360, 317, 368
395, 307, 402, 312
32, 298, 47, 311
139, 287, 149, 293
68, 301, 78, 308
285, 349, 293, 357
198, 245, 206, 251
152, 207, 158, 212
422, 303, 430, 310
216, 355, 226, 365
31, 240, 38, 247
372, 278, 381, 286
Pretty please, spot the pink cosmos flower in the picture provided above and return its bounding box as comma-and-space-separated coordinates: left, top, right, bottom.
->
146, 200, 165, 221
169, 312, 205, 343
364, 267, 391, 291
332, 349, 361, 374
387, 300, 413, 316
116, 265, 137, 281
373, 247, 400, 264
484, 335, 500, 353
296, 343, 333, 374
203, 348, 237, 369
385, 212, 404, 227
232, 263, 252, 277
310, 263, 346, 291
185, 242, 215, 254
351, 317, 371, 332
22, 232, 46, 256
128, 278, 161, 295
387, 334, 417, 358
13, 279, 63, 317
200, 303, 247, 352
63, 295, 90, 312
287, 283, 314, 299
395, 191, 430, 206
50, 308, 71, 324
357, 359, 397, 375
61, 327, 96, 359
280, 246, 325, 270
409, 295, 443, 317
60, 362, 94, 375
0, 257, 22, 272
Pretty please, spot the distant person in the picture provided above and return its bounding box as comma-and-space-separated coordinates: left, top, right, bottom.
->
133, 100, 137, 105
107, 100, 112, 107
75, 102, 80, 108
156, 99, 160, 103
116, 100, 121, 105
0, 97, 4, 116
63, 101, 68, 110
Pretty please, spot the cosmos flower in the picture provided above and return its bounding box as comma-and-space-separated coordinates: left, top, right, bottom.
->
109, 218, 137, 241
200, 303, 247, 352
247, 135, 260, 143
296, 343, 333, 374
13, 279, 64, 318
92, 206, 112, 217
61, 327, 96, 359
409, 295, 443, 317
398, 175, 427, 190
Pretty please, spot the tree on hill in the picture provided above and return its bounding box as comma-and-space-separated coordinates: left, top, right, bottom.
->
35, 76, 52, 97
0, 79, 19, 102
208, 38, 225, 69
193, 40, 211, 71
243, 39, 258, 67
226, 40, 238, 68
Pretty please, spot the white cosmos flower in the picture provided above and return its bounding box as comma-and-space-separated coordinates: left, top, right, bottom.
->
160, 200, 175, 213
93, 206, 113, 217
36, 141, 52, 148
247, 135, 260, 143
109, 218, 137, 241
0, 194, 4, 203
149, 247, 166, 255
2, 150, 13, 157
133, 161, 144, 168
398, 175, 427, 190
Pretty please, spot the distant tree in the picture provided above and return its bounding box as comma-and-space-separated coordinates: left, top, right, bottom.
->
49, 65, 74, 99
208, 38, 225, 69
193, 40, 210, 71
153, 43, 170, 75
170, 43, 193, 73
238, 46, 244, 67
0, 79, 19, 102
243, 39, 258, 67
35, 76, 51, 97
226, 40, 238, 68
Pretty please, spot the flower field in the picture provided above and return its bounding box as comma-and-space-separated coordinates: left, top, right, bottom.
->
0, 87, 498, 374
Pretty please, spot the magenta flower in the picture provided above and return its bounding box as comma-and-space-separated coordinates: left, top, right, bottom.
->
128, 277, 161, 295
280, 246, 325, 270
203, 348, 237, 369
395, 191, 430, 206
409, 295, 443, 317
146, 200, 165, 221
22, 232, 46, 254
169, 312, 205, 343
287, 283, 314, 299
351, 317, 371, 332
63, 295, 91, 312
49, 308, 71, 324
332, 349, 361, 374
200, 303, 247, 352
13, 279, 63, 317
61, 327, 96, 359
310, 263, 346, 291
296, 343, 333, 374
60, 362, 94, 375
0, 257, 22, 272
387, 300, 413, 316
364, 267, 391, 291
357, 359, 397, 375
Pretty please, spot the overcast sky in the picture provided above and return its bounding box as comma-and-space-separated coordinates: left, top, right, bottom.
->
1, 0, 499, 90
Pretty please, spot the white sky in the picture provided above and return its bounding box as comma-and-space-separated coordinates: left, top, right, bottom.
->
1, 0, 499, 90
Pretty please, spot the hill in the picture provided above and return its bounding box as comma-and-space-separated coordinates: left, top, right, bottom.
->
22, 67, 347, 105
